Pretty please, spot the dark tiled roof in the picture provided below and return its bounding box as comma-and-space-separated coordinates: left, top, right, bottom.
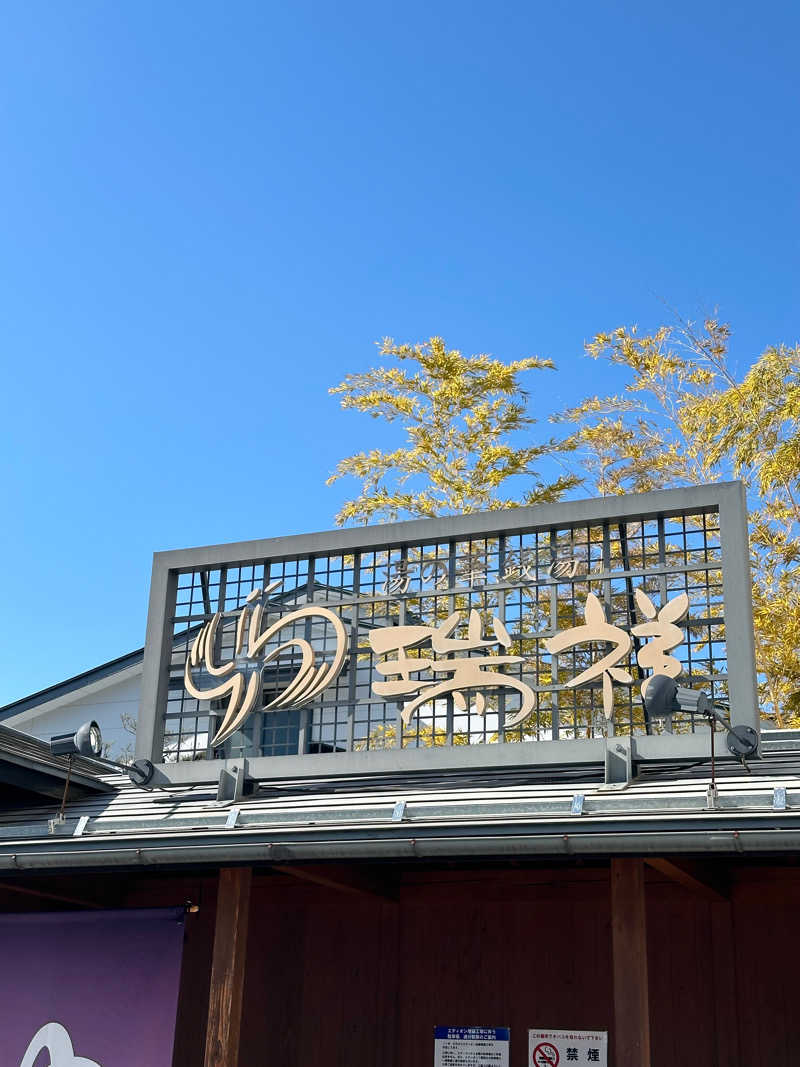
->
0, 724, 114, 807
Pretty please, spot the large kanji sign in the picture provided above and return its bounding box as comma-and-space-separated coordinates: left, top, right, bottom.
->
137, 482, 758, 779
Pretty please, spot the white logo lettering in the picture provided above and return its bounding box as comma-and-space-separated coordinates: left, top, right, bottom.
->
20, 1022, 102, 1067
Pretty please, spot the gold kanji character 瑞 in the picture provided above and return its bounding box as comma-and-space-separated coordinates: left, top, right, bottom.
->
369, 609, 535, 728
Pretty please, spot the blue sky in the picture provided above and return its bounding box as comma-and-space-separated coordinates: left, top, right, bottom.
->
1, 1, 797, 703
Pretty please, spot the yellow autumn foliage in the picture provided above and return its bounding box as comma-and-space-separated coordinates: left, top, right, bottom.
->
329, 322, 800, 726
327, 336, 581, 523
559, 317, 800, 726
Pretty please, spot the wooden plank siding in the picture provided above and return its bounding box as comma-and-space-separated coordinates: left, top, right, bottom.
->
2, 862, 800, 1065
733, 870, 800, 1066
646, 876, 716, 1064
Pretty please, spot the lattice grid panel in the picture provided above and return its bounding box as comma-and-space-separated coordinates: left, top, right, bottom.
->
161, 508, 726, 762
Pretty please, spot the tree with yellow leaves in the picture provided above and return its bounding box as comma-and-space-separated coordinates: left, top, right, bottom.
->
327, 336, 580, 524
329, 322, 800, 727
329, 337, 584, 744
557, 317, 800, 725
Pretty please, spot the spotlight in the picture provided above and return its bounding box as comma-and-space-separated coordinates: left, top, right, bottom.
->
643, 674, 758, 758
49, 720, 103, 758
641, 674, 678, 724
49, 721, 155, 787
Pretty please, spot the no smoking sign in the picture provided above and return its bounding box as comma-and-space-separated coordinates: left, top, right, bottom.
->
528, 1030, 607, 1067
532, 1043, 559, 1066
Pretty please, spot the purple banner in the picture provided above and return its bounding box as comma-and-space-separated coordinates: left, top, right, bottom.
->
0, 907, 184, 1067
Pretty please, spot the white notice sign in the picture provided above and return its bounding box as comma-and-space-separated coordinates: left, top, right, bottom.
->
529, 1029, 607, 1066
434, 1027, 510, 1066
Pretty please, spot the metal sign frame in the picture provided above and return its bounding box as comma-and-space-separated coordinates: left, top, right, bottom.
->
136, 482, 758, 786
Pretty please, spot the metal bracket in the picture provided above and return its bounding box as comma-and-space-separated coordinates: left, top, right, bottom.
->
216, 760, 247, 804
603, 736, 632, 786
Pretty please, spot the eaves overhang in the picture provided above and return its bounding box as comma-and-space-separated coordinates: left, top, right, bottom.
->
3, 821, 800, 873
0, 725, 115, 806
3, 771, 800, 871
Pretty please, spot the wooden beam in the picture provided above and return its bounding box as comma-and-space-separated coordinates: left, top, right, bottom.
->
611, 858, 651, 1067
272, 863, 394, 901
0, 880, 101, 909
204, 866, 252, 1067
645, 857, 728, 902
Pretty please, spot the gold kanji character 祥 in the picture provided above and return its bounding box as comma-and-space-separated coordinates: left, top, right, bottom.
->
546, 589, 691, 722
546, 593, 634, 721
631, 588, 689, 699
369, 609, 536, 728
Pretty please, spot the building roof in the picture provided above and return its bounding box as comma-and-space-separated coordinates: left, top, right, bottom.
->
1, 731, 800, 872
0, 725, 114, 808
0, 649, 146, 722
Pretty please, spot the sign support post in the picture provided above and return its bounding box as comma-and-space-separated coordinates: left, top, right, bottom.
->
611, 858, 651, 1067
204, 866, 253, 1067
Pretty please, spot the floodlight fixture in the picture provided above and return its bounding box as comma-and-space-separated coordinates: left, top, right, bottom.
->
642, 674, 758, 760
49, 720, 155, 787
49, 720, 103, 758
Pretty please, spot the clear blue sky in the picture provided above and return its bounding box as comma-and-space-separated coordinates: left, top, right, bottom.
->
1, 1, 797, 704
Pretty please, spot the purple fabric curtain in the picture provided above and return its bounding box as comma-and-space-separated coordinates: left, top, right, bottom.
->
0, 907, 185, 1067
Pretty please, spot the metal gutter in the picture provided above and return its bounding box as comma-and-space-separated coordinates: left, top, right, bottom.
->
4, 812, 800, 870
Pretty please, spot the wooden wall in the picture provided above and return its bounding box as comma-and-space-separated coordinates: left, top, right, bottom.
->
2, 861, 800, 1066
232, 863, 800, 1067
